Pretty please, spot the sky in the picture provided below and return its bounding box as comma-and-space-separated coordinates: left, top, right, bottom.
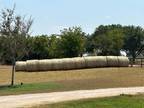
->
0, 0, 144, 35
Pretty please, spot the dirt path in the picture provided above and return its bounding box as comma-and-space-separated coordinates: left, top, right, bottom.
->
1, 87, 144, 108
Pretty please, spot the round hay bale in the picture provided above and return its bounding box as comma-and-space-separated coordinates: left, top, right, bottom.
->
73, 57, 85, 69
15, 61, 26, 71
106, 56, 119, 67
118, 56, 129, 67
61, 58, 75, 70
51, 59, 63, 70
39, 59, 53, 71
26, 60, 39, 72
84, 56, 107, 68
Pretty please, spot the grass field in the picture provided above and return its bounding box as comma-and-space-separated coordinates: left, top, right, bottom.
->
0, 82, 63, 95
31, 94, 144, 108
0, 65, 144, 95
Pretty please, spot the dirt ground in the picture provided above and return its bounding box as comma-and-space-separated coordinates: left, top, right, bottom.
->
1, 87, 144, 108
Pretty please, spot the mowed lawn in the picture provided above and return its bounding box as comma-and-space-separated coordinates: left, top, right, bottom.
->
31, 95, 144, 108
0, 65, 144, 95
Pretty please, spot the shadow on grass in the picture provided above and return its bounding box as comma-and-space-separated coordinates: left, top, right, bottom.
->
0, 84, 22, 90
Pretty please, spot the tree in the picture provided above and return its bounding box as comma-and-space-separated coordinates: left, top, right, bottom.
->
92, 24, 123, 37
59, 27, 86, 58
92, 27, 124, 56
48, 34, 61, 58
90, 24, 124, 55
91, 24, 124, 55
0, 6, 33, 86
91, 24, 144, 58
28, 35, 49, 60
123, 26, 144, 62
85, 34, 95, 53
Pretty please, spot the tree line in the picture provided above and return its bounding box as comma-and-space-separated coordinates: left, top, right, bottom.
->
0, 7, 144, 65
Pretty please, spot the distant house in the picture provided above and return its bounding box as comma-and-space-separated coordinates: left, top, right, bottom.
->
120, 50, 127, 56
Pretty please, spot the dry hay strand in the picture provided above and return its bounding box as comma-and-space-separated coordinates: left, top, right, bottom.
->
26, 60, 39, 72
84, 56, 107, 68
15, 61, 26, 71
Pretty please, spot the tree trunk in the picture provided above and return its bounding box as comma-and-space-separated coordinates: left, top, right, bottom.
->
11, 58, 15, 86
132, 51, 136, 64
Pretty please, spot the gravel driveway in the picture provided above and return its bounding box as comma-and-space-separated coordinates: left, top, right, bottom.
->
1, 87, 144, 108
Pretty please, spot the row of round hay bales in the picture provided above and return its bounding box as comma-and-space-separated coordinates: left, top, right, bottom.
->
15, 56, 129, 72
106, 56, 129, 67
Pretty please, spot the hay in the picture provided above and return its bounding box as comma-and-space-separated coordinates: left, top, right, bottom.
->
38, 57, 85, 70
26, 60, 39, 72
118, 56, 129, 67
84, 56, 107, 68
38, 59, 53, 71
15, 61, 26, 71
106, 56, 119, 67
73, 57, 85, 69
51, 59, 63, 70
106, 56, 129, 67
16, 56, 129, 72
61, 58, 76, 70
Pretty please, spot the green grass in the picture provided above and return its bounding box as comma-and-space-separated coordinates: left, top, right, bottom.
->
0, 82, 63, 95
32, 95, 144, 108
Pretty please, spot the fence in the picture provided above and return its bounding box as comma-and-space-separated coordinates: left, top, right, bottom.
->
129, 57, 144, 67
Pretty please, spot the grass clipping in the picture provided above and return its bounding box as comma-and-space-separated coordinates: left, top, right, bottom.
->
16, 56, 129, 72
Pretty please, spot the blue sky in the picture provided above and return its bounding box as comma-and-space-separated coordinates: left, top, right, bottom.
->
0, 0, 144, 35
